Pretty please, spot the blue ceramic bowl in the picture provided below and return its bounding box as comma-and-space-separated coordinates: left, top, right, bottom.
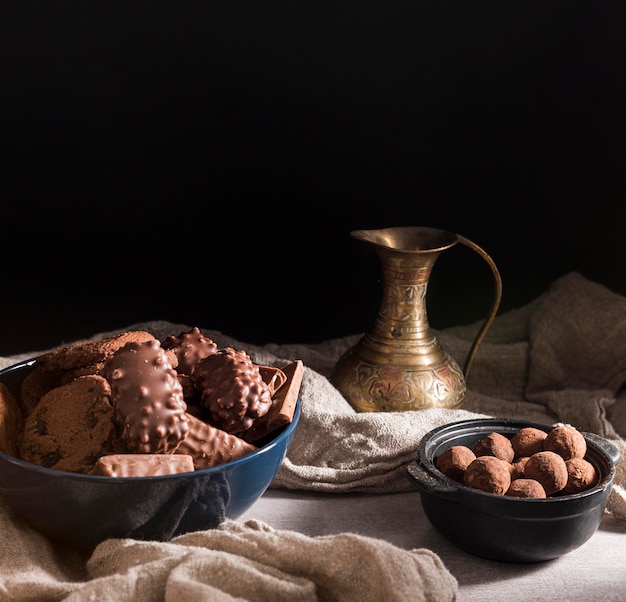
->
0, 358, 300, 550
406, 418, 620, 563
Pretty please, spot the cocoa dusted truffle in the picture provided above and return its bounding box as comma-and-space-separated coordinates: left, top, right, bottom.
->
464, 456, 511, 495
511, 456, 530, 480
523, 451, 568, 495
544, 424, 587, 461
511, 427, 547, 457
506, 478, 547, 498
562, 457, 598, 495
435, 445, 477, 483
474, 432, 515, 463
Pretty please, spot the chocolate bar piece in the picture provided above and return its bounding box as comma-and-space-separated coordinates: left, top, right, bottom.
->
244, 360, 303, 444
94, 453, 195, 477
258, 365, 287, 396
174, 413, 258, 469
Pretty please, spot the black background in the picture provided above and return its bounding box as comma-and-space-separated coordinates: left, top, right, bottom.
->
1, 2, 625, 354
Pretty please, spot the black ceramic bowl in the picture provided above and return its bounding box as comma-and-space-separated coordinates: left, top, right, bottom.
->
406, 418, 620, 563
0, 358, 300, 551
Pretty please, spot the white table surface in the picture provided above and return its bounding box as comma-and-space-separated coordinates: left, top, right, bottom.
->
241, 489, 626, 601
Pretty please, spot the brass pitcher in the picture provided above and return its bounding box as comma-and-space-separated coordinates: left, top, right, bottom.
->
331, 226, 502, 412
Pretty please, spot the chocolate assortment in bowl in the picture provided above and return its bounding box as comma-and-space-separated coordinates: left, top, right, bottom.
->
13, 327, 303, 477
406, 417, 621, 562
435, 423, 597, 498
0, 328, 303, 549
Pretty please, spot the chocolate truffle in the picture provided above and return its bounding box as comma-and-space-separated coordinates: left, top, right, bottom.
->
473, 432, 515, 463
523, 450, 568, 495
435, 445, 477, 483
544, 424, 587, 461
511, 427, 547, 457
506, 478, 547, 499
464, 456, 511, 495
562, 457, 597, 495
511, 456, 530, 480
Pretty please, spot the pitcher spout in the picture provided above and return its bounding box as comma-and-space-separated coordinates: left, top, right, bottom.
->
350, 226, 459, 254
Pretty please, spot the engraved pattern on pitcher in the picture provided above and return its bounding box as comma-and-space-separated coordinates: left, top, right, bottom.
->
379, 282, 427, 322
354, 360, 465, 410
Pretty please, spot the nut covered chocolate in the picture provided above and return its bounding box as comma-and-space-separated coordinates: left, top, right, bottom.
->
104, 339, 190, 454
162, 327, 218, 376
193, 347, 273, 435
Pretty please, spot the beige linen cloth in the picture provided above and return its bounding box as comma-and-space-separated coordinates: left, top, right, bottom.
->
1, 271, 625, 601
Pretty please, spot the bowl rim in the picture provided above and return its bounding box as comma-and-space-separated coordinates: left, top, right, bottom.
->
0, 356, 301, 482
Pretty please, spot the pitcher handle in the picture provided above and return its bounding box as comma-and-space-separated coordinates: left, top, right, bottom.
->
457, 235, 503, 381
